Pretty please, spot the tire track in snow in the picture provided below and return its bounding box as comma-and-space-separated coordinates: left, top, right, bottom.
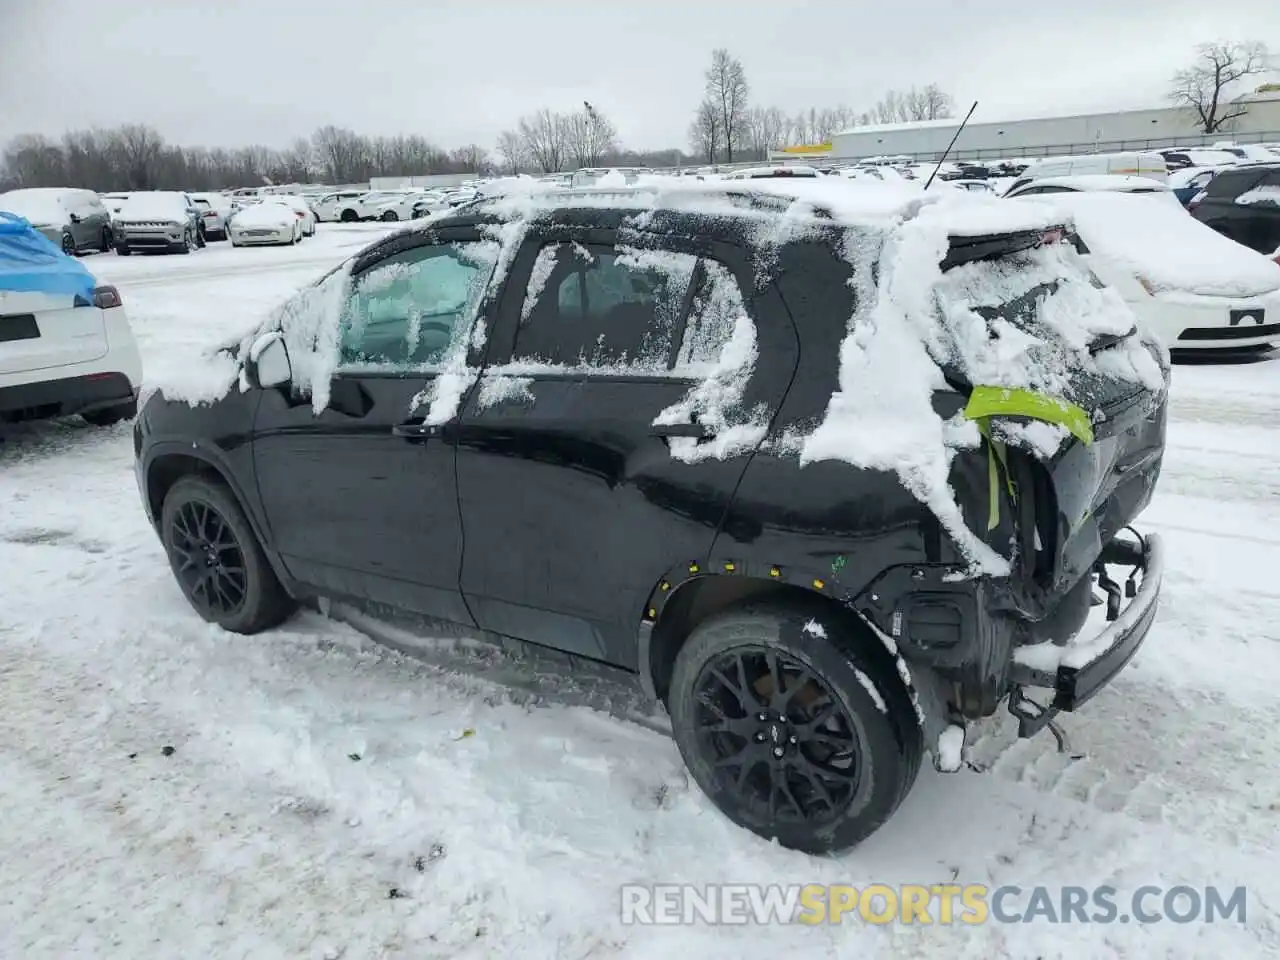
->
964, 681, 1280, 852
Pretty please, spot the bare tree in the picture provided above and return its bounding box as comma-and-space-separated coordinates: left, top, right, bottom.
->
1170, 41, 1270, 133
742, 105, 790, 160
116, 124, 165, 188
495, 129, 527, 175
688, 99, 720, 164
564, 102, 618, 168
705, 49, 750, 162
449, 144, 490, 174
903, 84, 954, 121
517, 108, 569, 173
312, 125, 369, 184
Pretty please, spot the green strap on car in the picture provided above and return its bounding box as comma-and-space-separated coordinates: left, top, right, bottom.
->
963, 386, 1094, 531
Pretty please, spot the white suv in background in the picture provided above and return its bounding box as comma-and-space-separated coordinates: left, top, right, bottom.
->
0, 283, 143, 426
311, 190, 368, 223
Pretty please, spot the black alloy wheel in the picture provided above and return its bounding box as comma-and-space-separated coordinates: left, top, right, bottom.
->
692, 646, 862, 825
168, 498, 249, 619
61, 232, 76, 255
159, 475, 297, 633
668, 603, 923, 853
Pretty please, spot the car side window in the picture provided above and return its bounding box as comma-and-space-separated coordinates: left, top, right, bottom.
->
338, 240, 496, 370
513, 243, 695, 370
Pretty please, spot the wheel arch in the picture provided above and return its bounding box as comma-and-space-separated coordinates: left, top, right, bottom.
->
145, 446, 297, 594
638, 561, 921, 722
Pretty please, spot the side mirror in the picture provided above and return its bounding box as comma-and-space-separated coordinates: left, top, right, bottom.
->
69, 213, 82, 223
243, 331, 291, 390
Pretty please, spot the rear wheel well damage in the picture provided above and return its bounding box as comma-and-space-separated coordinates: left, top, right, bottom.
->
641, 574, 938, 735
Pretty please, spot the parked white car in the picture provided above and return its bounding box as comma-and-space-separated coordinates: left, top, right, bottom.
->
311, 190, 368, 223
229, 203, 302, 246
1003, 174, 1168, 199
1035, 191, 1280, 350
368, 191, 449, 221
189, 193, 235, 241
261, 195, 316, 236
0, 284, 142, 426
335, 190, 418, 222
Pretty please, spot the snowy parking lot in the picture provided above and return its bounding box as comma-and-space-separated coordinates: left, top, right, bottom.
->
2, 224, 1278, 958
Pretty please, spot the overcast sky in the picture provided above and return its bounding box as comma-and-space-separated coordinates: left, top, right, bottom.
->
2, 0, 1276, 152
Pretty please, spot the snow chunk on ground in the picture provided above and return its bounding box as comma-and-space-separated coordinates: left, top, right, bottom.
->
802, 618, 827, 639
936, 724, 965, 772
1035, 192, 1280, 298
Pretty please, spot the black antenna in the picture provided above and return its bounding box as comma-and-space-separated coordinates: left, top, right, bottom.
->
924, 100, 978, 191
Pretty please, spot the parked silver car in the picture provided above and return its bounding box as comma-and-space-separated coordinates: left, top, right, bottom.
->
113, 192, 204, 255
0, 187, 114, 255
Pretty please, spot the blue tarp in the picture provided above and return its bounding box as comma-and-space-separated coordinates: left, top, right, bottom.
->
0, 212, 97, 301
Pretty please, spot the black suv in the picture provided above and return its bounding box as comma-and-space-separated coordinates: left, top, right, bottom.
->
1190, 162, 1280, 257
133, 184, 1169, 853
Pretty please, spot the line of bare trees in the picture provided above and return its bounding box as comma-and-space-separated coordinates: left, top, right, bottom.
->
687, 48, 955, 164
0, 124, 493, 193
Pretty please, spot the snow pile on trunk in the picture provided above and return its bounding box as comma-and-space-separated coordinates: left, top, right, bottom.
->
800, 192, 1165, 574
1034, 192, 1280, 298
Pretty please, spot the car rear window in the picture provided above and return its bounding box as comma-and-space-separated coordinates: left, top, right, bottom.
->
1205, 168, 1269, 199
194, 200, 212, 211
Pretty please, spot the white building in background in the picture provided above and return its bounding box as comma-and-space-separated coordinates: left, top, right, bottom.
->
827, 91, 1280, 161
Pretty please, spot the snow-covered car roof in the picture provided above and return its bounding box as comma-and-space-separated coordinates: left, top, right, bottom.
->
232, 203, 298, 228
262, 195, 311, 213
722, 166, 822, 180
1031, 190, 1280, 298
0, 189, 68, 226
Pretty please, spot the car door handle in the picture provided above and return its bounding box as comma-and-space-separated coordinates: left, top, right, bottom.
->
651, 422, 715, 439
391, 420, 440, 441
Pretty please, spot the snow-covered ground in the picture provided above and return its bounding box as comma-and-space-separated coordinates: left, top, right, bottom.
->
1, 225, 1277, 958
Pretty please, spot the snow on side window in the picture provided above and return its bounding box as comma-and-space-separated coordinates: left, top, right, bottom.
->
510, 245, 693, 372
674, 260, 746, 375
339, 240, 497, 374
653, 311, 767, 463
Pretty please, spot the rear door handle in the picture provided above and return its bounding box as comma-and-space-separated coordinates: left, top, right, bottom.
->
391, 420, 440, 441
651, 422, 715, 439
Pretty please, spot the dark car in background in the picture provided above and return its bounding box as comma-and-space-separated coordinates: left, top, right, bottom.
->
113, 191, 205, 255
134, 185, 1168, 854
1190, 162, 1280, 259
0, 187, 114, 255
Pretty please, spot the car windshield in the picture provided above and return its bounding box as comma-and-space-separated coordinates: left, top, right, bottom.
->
0, 190, 66, 225
194, 200, 212, 212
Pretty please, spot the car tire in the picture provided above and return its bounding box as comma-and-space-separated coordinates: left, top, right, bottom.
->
115, 245, 131, 256
666, 601, 923, 854
340, 209, 358, 222
81, 397, 137, 427
177, 230, 193, 254
99, 227, 111, 253
61, 232, 76, 256
380, 210, 399, 222
160, 474, 298, 634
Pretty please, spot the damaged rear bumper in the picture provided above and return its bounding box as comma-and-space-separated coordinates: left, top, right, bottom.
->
1009, 531, 1163, 712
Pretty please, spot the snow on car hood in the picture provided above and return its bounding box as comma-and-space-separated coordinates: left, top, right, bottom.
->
117, 193, 189, 222
233, 204, 297, 229
1034, 192, 1280, 298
